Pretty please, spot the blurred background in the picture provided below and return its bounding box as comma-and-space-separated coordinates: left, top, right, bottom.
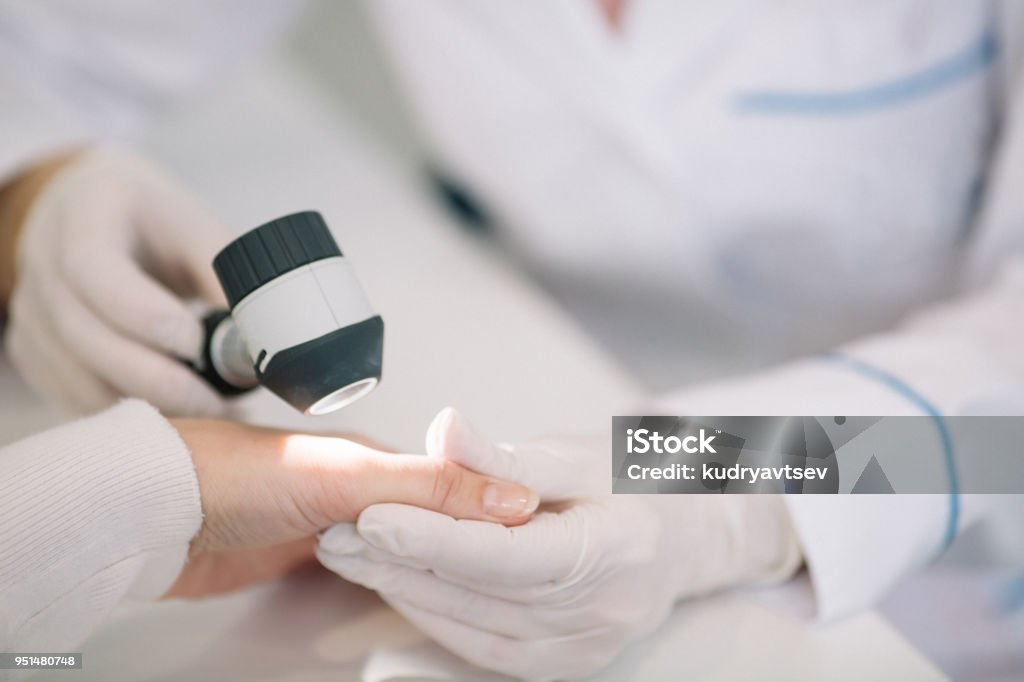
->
2, 1, 1022, 679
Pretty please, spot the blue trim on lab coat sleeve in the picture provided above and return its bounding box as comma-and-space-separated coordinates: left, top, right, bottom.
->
824, 352, 960, 555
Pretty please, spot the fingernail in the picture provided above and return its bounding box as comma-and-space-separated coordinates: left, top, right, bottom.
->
482, 482, 540, 517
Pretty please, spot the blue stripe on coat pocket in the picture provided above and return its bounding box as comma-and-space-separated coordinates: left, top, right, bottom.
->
735, 26, 998, 116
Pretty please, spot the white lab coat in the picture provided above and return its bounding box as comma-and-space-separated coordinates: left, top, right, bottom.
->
369, 0, 1013, 385
0, 0, 302, 179
368, 0, 1024, 670
0, 0, 1022, 672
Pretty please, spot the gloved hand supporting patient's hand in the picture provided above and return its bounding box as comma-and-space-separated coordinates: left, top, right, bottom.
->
164, 418, 539, 599
317, 409, 802, 681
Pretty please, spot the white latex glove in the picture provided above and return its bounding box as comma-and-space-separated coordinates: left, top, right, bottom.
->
318, 409, 802, 681
5, 147, 231, 416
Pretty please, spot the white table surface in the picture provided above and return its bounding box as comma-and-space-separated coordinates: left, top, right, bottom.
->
1, 53, 944, 681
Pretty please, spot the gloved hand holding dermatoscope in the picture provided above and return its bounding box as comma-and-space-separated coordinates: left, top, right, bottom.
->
193, 211, 384, 415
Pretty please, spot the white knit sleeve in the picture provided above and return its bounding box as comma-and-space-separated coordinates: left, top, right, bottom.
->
0, 399, 202, 653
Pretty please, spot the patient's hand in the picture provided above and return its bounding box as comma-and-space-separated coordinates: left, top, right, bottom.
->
163, 418, 539, 599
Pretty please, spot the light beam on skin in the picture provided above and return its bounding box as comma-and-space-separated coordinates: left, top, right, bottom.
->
281, 433, 377, 468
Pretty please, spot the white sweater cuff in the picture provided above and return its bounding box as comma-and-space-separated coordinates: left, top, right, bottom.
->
0, 399, 202, 644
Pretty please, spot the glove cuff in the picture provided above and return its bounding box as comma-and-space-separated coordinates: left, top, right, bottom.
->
654, 494, 802, 600
742, 495, 803, 586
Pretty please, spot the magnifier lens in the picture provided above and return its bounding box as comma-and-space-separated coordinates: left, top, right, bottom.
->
306, 378, 379, 415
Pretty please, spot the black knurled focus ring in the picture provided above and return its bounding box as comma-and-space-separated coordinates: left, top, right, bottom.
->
213, 211, 342, 308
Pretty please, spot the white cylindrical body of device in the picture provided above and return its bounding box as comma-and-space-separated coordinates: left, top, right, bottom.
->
233, 256, 374, 374
203, 211, 385, 414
